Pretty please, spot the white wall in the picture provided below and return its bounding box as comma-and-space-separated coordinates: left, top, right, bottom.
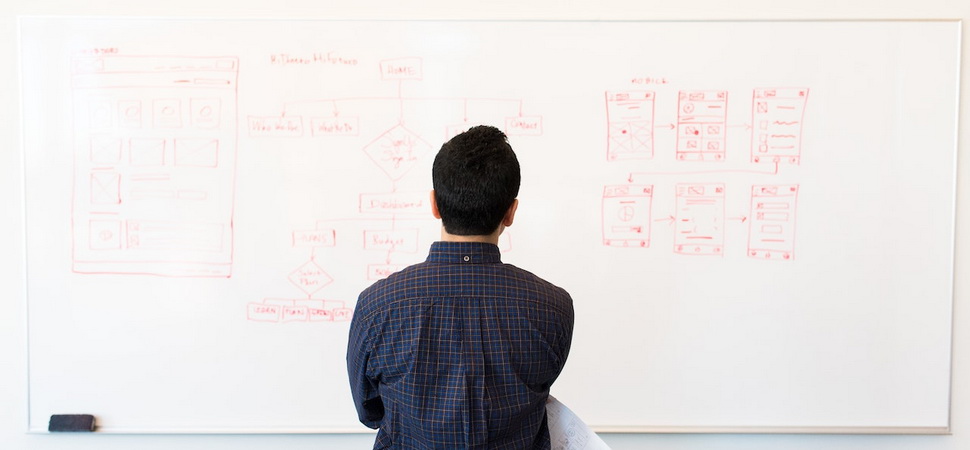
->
1, 1, 966, 449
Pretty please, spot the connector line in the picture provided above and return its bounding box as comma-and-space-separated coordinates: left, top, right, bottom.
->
397, 80, 404, 124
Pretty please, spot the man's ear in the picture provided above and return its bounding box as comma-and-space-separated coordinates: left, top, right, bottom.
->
502, 199, 519, 227
430, 190, 442, 219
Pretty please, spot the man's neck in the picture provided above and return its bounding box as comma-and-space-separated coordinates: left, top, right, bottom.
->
439, 226, 503, 245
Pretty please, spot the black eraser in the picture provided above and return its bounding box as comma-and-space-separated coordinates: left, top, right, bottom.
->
48, 414, 96, 432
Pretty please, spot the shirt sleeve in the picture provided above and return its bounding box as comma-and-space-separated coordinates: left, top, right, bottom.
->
538, 289, 575, 391
554, 291, 576, 374
347, 296, 384, 429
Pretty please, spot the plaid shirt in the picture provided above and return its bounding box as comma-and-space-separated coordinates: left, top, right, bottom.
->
347, 241, 574, 449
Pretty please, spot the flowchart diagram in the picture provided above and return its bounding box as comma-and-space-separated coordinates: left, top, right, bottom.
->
245, 57, 521, 324
602, 88, 807, 260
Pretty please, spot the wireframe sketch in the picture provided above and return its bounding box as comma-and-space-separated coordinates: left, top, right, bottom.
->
605, 91, 655, 161
747, 185, 799, 260
602, 184, 653, 247
71, 56, 239, 277
674, 183, 725, 255
677, 90, 728, 161
751, 88, 809, 164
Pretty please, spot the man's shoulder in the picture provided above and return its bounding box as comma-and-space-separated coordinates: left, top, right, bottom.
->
500, 264, 573, 308
352, 260, 447, 334
357, 261, 430, 304
504, 263, 569, 291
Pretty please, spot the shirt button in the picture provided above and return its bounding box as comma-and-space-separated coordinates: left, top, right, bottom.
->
463, 256, 470, 262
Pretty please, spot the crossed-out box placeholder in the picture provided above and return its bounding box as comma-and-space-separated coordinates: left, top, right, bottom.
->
174, 138, 219, 167
129, 138, 166, 166
89, 172, 121, 204
608, 121, 652, 155
89, 136, 122, 164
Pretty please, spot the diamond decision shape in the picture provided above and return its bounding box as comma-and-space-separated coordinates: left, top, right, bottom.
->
289, 260, 334, 296
363, 125, 431, 181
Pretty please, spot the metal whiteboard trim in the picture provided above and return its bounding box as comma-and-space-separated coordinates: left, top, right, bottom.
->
15, 16, 961, 436
24, 425, 951, 435
589, 426, 951, 435
17, 15, 34, 435
27, 426, 377, 434
12, 16, 967, 24
945, 17, 964, 440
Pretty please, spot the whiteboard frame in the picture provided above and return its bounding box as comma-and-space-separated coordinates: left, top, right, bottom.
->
18, 16, 961, 436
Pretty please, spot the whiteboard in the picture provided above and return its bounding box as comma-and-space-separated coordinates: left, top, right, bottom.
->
20, 18, 960, 434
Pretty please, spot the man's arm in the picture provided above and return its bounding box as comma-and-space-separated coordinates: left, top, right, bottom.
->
346, 299, 384, 428
558, 294, 575, 366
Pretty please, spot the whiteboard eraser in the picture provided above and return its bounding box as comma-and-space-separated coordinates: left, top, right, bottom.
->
48, 414, 95, 432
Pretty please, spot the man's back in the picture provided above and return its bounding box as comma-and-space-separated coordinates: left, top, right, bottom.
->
347, 241, 574, 449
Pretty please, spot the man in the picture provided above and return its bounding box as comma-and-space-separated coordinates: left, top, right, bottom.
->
347, 125, 575, 449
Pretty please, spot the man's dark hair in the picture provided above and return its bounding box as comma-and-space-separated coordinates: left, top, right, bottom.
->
432, 125, 521, 236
